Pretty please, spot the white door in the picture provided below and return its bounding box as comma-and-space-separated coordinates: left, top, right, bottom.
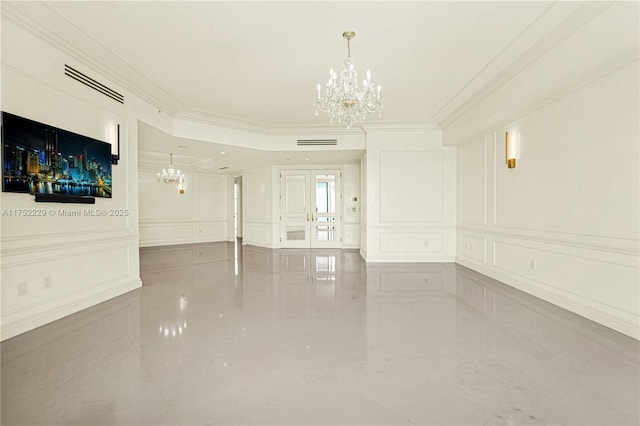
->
280, 170, 341, 248
281, 171, 311, 248
311, 172, 341, 248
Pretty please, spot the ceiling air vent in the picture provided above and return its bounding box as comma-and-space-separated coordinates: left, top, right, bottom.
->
218, 166, 229, 171
297, 139, 337, 146
64, 64, 124, 104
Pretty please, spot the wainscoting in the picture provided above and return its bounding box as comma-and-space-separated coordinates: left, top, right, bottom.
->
455, 62, 639, 339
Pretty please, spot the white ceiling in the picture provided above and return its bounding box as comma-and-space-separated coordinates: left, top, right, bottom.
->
6, 1, 619, 172
138, 121, 364, 176
7, 0, 570, 127
88, 1, 551, 126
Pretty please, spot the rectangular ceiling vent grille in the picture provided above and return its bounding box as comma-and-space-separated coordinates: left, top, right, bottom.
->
64, 64, 124, 104
297, 139, 337, 146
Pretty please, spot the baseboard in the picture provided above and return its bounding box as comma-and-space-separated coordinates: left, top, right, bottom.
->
365, 255, 456, 263
1, 278, 141, 341
242, 240, 279, 249
139, 237, 228, 247
456, 257, 639, 340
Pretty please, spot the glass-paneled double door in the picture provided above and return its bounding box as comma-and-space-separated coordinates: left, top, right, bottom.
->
280, 170, 342, 248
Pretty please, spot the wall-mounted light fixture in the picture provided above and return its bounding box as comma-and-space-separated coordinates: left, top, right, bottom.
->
105, 122, 120, 165
506, 130, 520, 169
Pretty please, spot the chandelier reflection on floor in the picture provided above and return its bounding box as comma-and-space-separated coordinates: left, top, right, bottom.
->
157, 153, 186, 194
314, 31, 383, 129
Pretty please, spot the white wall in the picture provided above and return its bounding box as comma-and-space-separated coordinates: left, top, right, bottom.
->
242, 167, 278, 248
235, 177, 243, 238
0, 19, 169, 340
138, 153, 233, 247
363, 127, 457, 262
342, 164, 361, 249
456, 61, 639, 339
359, 154, 368, 260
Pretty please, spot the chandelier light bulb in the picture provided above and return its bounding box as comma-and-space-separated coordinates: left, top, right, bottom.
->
314, 31, 383, 129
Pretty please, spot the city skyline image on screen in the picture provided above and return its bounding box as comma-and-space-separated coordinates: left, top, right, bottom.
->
2, 112, 112, 198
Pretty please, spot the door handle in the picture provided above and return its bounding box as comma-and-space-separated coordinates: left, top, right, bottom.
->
307, 213, 310, 222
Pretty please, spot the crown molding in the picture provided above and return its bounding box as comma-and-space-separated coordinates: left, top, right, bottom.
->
176, 110, 431, 136
439, 1, 614, 131
2, 1, 185, 117
440, 1, 637, 146
361, 122, 441, 132
443, 56, 639, 147
2, 2, 440, 138
181, 112, 365, 136
266, 124, 366, 136
175, 110, 270, 135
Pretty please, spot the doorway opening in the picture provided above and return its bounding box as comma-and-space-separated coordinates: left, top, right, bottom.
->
280, 169, 341, 248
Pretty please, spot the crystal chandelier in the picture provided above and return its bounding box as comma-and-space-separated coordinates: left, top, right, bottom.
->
314, 31, 383, 129
157, 153, 186, 194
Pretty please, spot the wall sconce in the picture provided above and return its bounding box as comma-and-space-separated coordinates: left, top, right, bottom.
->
105, 122, 120, 165
506, 130, 520, 169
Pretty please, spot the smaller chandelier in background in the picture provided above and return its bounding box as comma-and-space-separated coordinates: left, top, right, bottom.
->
157, 153, 186, 194
314, 31, 383, 129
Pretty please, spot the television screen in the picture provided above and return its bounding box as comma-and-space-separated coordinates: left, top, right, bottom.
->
2, 112, 112, 198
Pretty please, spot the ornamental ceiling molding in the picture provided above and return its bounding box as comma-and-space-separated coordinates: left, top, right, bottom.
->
2, 3, 436, 136
2, 1, 184, 117
438, 1, 615, 131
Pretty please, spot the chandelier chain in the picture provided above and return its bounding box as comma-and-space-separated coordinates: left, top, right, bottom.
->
346, 37, 351, 58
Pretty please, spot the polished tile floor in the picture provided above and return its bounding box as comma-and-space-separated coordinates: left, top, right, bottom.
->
2, 242, 638, 425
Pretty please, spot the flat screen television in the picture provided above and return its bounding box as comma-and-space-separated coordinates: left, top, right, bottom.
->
2, 112, 112, 198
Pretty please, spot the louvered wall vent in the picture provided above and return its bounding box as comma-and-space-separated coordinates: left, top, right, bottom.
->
297, 139, 337, 146
64, 64, 124, 104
